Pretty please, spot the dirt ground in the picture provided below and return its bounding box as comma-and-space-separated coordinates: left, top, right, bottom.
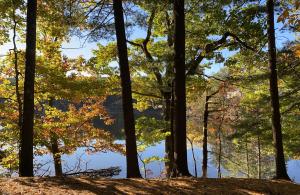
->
0, 177, 299, 195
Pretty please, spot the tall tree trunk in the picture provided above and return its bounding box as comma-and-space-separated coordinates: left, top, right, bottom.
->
164, 92, 174, 177
112, 0, 141, 178
201, 90, 219, 178
164, 11, 174, 177
19, 0, 37, 177
266, 0, 290, 180
202, 95, 209, 178
217, 114, 225, 179
173, 0, 190, 177
257, 135, 261, 179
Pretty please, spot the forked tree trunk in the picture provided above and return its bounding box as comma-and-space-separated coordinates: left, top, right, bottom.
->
266, 0, 290, 180
19, 0, 37, 177
173, 0, 190, 177
112, 0, 141, 178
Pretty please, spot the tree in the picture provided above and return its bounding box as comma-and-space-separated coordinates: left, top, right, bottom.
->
121, 0, 265, 177
266, 0, 290, 180
126, 4, 175, 177
222, 41, 300, 179
19, 0, 37, 177
173, 0, 190, 177
201, 89, 219, 178
112, 0, 141, 178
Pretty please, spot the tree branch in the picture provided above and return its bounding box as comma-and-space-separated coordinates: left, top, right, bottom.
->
126, 9, 164, 91
282, 102, 300, 114
186, 32, 256, 76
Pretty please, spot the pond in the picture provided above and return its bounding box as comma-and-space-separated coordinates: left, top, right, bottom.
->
36, 141, 300, 183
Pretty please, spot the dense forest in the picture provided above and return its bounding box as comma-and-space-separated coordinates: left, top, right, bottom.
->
0, 0, 299, 193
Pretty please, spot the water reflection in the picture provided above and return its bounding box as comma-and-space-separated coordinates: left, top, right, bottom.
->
35, 141, 300, 183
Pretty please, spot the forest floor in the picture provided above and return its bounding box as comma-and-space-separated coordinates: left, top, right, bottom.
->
0, 177, 299, 195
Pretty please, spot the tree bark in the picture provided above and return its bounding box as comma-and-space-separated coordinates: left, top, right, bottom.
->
202, 95, 209, 178
173, 0, 190, 177
19, 0, 37, 177
266, 0, 290, 180
164, 11, 175, 177
113, 0, 141, 178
